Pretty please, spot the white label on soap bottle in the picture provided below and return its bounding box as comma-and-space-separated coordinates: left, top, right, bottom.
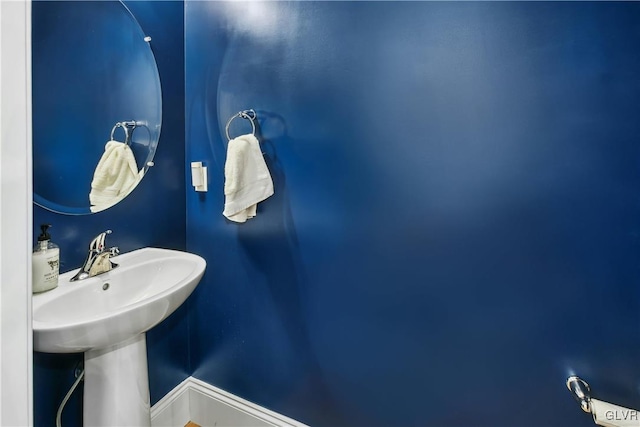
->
33, 248, 59, 293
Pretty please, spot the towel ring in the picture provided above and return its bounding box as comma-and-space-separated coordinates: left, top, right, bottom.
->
110, 121, 137, 146
225, 110, 256, 141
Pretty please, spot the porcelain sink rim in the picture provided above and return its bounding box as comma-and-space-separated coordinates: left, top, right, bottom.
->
32, 247, 205, 332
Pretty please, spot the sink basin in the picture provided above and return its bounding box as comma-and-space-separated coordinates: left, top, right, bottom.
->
33, 247, 205, 353
32, 247, 206, 427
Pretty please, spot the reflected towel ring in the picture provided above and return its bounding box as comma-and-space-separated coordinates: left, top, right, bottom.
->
225, 109, 256, 141
110, 121, 137, 146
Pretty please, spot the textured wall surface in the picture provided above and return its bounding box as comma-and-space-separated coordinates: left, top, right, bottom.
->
185, 2, 640, 426
32, 2, 186, 426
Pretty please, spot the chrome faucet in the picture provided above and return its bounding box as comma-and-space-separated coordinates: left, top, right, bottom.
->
70, 230, 120, 282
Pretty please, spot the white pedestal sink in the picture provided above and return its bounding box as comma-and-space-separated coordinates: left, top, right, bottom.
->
33, 247, 206, 426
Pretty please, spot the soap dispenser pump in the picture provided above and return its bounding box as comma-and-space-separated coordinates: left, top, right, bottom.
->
32, 224, 59, 293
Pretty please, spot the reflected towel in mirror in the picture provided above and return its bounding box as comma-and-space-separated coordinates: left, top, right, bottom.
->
89, 140, 140, 209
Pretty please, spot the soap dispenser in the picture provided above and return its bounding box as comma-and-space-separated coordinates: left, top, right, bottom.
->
32, 224, 59, 293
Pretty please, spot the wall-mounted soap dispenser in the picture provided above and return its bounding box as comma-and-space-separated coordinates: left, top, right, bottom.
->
32, 224, 59, 293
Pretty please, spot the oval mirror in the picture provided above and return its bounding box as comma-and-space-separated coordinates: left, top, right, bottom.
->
32, 0, 162, 215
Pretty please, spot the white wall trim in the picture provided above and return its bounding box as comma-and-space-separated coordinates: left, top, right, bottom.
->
150, 378, 191, 427
0, 0, 33, 425
151, 377, 308, 427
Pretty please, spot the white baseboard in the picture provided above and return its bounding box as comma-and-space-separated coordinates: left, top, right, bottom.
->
151, 377, 308, 427
150, 378, 191, 427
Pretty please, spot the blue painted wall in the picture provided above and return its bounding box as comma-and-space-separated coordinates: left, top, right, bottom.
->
31, 1, 640, 426
32, 1, 186, 426
185, 2, 640, 426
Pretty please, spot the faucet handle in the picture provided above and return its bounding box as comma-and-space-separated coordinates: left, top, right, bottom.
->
108, 247, 120, 257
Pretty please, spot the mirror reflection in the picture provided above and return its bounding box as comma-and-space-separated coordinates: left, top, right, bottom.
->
32, 1, 162, 215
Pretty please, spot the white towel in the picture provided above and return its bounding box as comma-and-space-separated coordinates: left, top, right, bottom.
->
223, 134, 274, 223
89, 140, 140, 209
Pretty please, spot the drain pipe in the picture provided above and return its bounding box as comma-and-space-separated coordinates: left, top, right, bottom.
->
56, 369, 85, 427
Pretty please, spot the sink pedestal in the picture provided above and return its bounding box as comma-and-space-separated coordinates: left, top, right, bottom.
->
84, 334, 151, 427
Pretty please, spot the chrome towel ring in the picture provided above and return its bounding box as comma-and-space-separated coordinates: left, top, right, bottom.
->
225, 109, 257, 141
110, 121, 137, 146
566, 376, 591, 413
